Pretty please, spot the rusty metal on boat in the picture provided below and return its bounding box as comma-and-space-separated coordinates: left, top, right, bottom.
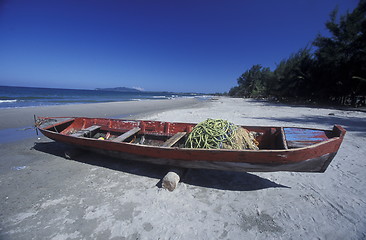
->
36, 117, 346, 173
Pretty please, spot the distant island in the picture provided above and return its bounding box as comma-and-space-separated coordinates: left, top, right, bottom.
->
95, 87, 142, 92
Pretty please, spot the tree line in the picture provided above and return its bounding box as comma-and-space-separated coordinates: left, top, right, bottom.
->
228, 0, 366, 107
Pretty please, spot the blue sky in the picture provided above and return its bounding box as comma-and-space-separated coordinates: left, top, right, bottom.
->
0, 0, 359, 93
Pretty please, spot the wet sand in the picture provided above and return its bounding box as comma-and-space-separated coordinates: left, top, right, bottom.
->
0, 97, 365, 239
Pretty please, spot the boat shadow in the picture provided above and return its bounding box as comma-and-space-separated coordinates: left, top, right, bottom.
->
33, 141, 289, 191
181, 169, 289, 191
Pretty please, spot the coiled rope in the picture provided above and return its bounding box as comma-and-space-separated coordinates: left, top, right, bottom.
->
185, 119, 259, 150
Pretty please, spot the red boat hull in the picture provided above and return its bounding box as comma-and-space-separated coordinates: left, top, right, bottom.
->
37, 117, 346, 173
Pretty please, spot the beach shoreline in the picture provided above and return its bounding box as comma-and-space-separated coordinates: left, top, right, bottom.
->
0, 97, 206, 130
1, 97, 365, 239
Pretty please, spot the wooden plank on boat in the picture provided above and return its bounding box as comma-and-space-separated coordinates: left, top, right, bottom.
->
162, 132, 186, 147
112, 127, 141, 142
284, 128, 329, 149
280, 127, 288, 149
70, 125, 101, 137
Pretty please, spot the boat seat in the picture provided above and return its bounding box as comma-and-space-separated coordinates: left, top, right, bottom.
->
162, 132, 186, 147
112, 127, 141, 142
70, 125, 101, 138
284, 128, 329, 148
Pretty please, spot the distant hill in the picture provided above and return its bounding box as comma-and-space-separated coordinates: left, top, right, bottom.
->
95, 87, 142, 92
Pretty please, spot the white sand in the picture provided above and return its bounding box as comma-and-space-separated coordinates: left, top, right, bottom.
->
1, 97, 365, 239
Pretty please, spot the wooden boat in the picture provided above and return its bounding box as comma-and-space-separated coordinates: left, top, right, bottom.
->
36, 117, 346, 173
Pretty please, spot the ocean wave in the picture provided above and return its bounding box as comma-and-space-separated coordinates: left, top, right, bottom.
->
0, 99, 17, 103
0, 86, 211, 108
152, 96, 169, 99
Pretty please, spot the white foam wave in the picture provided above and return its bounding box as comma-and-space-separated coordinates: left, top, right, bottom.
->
0, 99, 17, 103
152, 96, 168, 99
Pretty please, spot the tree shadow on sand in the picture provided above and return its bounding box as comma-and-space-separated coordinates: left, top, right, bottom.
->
33, 141, 289, 191
246, 98, 366, 113
240, 99, 366, 137
244, 114, 366, 138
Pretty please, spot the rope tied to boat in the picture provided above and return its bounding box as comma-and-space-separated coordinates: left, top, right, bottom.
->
185, 119, 259, 150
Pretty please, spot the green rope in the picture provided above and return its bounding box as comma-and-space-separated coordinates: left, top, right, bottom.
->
185, 119, 239, 149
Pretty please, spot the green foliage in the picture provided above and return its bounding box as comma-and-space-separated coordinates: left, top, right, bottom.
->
272, 48, 315, 98
313, 0, 366, 98
229, 64, 272, 98
229, 0, 366, 105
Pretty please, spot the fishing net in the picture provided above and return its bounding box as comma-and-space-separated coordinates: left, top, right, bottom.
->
185, 119, 259, 150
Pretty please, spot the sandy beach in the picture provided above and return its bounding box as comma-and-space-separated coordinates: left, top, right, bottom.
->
1, 97, 365, 239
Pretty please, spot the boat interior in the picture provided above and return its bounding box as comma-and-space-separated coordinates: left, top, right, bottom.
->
40, 117, 335, 150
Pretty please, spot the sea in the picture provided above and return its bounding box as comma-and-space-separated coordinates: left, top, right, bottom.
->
0, 86, 206, 109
